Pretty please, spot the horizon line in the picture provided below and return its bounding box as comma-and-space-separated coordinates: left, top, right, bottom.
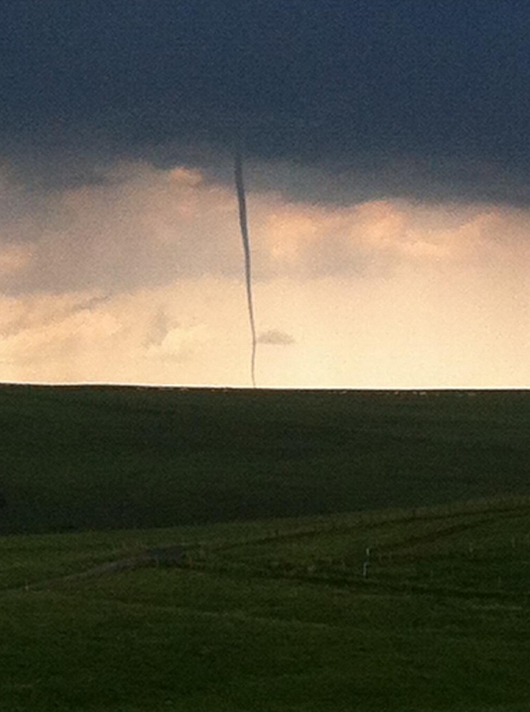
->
1, 380, 529, 393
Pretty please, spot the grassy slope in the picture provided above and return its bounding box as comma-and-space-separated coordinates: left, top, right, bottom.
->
2, 386, 530, 710
1, 385, 530, 534
1, 501, 530, 711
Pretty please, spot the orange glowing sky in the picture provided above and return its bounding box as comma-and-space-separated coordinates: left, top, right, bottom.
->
1, 162, 529, 388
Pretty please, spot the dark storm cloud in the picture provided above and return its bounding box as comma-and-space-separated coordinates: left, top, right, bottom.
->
2, 1, 530, 205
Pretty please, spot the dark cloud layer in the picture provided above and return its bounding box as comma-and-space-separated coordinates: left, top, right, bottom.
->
1, 1, 530, 206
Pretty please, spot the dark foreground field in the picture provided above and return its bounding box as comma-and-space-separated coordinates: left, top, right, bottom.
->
1, 385, 530, 534
1, 385, 530, 711
2, 499, 530, 711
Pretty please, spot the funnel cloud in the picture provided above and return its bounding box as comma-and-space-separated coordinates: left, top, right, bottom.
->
234, 149, 257, 387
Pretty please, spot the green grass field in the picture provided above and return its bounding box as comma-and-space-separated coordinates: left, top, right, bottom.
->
1, 385, 530, 534
1, 385, 530, 710
2, 501, 530, 711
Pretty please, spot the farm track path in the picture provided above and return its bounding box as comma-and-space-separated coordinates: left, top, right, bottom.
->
2, 500, 530, 601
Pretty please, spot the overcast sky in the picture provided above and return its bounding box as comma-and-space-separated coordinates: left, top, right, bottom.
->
1, 0, 529, 387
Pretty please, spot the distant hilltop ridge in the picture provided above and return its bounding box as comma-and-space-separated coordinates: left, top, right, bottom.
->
1, 382, 529, 394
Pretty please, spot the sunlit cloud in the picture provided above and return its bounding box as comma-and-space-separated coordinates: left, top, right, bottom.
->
0, 158, 529, 387
0, 244, 34, 275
